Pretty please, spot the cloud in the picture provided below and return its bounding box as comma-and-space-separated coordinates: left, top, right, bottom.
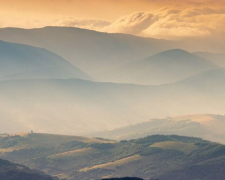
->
101, 7, 225, 40
103, 12, 154, 34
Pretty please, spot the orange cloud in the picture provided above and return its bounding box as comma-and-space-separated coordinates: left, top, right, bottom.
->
102, 7, 225, 39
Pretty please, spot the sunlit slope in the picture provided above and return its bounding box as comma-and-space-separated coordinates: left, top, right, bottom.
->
0, 40, 90, 80
1, 134, 225, 180
0, 133, 114, 153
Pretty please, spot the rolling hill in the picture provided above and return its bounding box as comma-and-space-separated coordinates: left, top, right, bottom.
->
106, 49, 218, 85
0, 27, 177, 79
0, 40, 90, 80
1, 133, 225, 180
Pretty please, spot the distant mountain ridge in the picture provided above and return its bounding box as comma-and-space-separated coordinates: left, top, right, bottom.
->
106, 49, 218, 85
0, 27, 222, 85
0, 26, 177, 79
0, 40, 90, 80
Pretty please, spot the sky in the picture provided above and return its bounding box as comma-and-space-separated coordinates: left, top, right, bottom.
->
1, 0, 225, 40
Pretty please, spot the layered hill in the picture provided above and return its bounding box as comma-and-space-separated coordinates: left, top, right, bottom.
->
0, 68, 225, 135
0, 40, 90, 80
1, 133, 225, 180
0, 27, 176, 78
107, 49, 217, 85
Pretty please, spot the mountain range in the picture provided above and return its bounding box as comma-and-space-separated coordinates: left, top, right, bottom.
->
0, 26, 225, 151
0, 27, 177, 79
0, 25, 225, 180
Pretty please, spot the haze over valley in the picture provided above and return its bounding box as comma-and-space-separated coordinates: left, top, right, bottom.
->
0, 33, 225, 136
0, 0, 225, 179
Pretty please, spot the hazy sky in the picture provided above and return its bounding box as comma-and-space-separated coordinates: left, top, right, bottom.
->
1, 0, 225, 39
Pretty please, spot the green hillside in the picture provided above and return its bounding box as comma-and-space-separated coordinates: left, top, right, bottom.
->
1, 133, 225, 180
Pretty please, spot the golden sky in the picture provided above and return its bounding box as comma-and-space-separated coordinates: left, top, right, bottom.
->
1, 0, 225, 39
1, 0, 156, 21
1, 0, 224, 21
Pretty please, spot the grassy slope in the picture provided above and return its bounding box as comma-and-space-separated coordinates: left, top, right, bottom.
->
1, 133, 225, 180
